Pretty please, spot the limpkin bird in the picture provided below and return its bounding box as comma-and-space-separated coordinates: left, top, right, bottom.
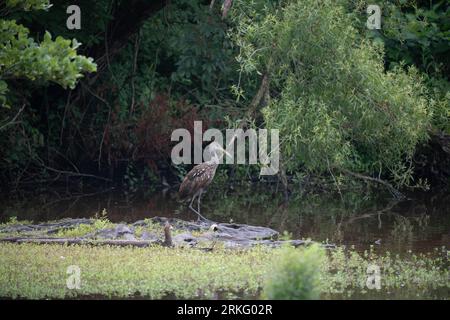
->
179, 141, 230, 221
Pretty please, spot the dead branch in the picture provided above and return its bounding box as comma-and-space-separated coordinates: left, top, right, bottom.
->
336, 167, 405, 200
38, 161, 112, 182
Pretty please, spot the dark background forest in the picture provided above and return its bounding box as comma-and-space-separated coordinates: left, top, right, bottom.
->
1, 0, 449, 196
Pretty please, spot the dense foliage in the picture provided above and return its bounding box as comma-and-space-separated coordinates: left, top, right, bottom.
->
0, 0, 448, 193
232, 0, 432, 187
347, 0, 450, 133
0, 0, 96, 107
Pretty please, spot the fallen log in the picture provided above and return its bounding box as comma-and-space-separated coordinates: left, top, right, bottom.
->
0, 217, 335, 249
0, 236, 335, 249
0, 237, 160, 247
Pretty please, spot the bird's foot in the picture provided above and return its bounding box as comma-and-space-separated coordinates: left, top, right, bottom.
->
196, 215, 215, 225
188, 205, 214, 225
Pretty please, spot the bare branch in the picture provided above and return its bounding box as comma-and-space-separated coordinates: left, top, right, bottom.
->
0, 104, 25, 131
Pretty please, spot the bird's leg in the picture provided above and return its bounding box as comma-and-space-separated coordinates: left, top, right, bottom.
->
187, 191, 209, 222
196, 190, 209, 221
197, 190, 202, 215
188, 194, 197, 214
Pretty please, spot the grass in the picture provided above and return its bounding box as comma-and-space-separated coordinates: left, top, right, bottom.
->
0, 243, 270, 299
55, 219, 113, 238
322, 246, 449, 299
0, 243, 448, 300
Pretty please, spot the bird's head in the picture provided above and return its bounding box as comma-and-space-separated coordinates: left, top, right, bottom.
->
209, 223, 219, 232
206, 141, 231, 162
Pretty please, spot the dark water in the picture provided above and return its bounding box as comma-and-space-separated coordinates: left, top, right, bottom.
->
1, 187, 448, 254
0, 187, 448, 300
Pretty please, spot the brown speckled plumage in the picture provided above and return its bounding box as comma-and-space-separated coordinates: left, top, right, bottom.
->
179, 161, 218, 199
178, 141, 228, 221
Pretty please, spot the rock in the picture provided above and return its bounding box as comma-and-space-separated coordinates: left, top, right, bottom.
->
214, 223, 278, 240
122, 233, 136, 241
132, 220, 147, 227
0, 225, 34, 233
115, 224, 133, 236
150, 217, 279, 241
89, 228, 116, 239
173, 233, 198, 247
90, 224, 134, 239
0, 217, 335, 250
0, 218, 93, 234
140, 231, 158, 241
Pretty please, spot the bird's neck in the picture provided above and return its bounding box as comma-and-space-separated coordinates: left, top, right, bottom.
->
210, 152, 221, 165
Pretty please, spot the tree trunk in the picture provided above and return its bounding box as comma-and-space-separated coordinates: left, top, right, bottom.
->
90, 0, 168, 75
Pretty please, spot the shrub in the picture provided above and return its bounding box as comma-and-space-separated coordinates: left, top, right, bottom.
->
232, 0, 431, 186
263, 244, 326, 300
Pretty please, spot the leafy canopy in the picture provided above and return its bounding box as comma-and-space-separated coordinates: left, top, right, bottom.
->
232, 0, 431, 186
0, 0, 96, 108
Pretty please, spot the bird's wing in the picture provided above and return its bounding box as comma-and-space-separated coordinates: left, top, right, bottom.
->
179, 162, 216, 198
179, 165, 200, 198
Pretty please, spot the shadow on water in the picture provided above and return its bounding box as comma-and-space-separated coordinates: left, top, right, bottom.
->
0, 187, 448, 255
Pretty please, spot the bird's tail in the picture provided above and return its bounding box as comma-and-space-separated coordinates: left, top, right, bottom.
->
177, 189, 190, 204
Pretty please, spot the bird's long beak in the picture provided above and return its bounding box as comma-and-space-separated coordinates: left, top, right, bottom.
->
219, 146, 231, 158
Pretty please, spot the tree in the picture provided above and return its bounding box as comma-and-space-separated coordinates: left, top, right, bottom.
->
232, 0, 431, 187
0, 0, 96, 109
